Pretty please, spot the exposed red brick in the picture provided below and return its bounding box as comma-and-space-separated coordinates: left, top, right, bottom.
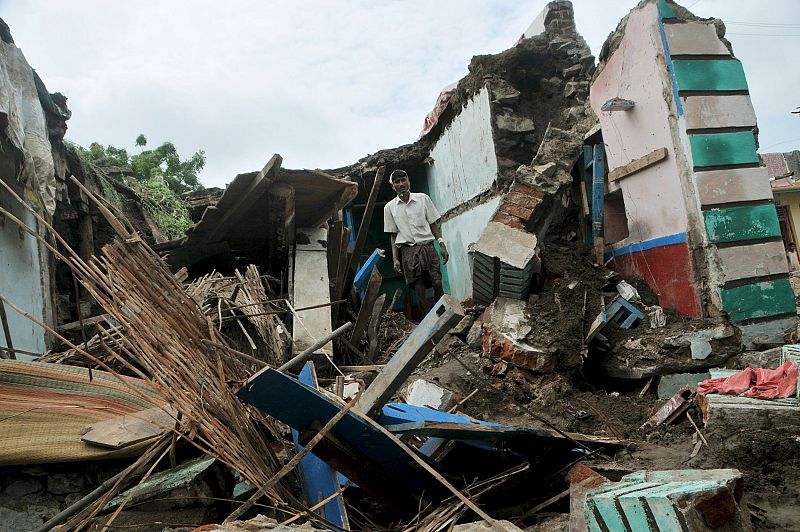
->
493, 212, 525, 229
499, 202, 534, 220
566, 463, 608, 487
510, 183, 545, 199
696, 489, 738, 528
504, 191, 542, 210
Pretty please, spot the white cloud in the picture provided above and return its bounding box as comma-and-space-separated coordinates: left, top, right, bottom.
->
4, 0, 799, 187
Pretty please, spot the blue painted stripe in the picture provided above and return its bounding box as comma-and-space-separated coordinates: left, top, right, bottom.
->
611, 233, 688, 258
658, 9, 683, 116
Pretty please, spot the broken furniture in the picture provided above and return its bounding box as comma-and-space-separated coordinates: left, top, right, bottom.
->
586, 294, 646, 350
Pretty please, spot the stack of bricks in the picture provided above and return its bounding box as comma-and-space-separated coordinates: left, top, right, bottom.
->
491, 182, 545, 231
481, 323, 556, 375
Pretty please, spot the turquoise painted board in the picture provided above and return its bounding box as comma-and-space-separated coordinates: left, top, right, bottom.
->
721, 278, 796, 322
673, 59, 748, 91
690, 131, 758, 168
658, 0, 676, 18
703, 205, 780, 243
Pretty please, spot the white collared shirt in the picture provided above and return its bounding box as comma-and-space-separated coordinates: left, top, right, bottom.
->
383, 192, 441, 245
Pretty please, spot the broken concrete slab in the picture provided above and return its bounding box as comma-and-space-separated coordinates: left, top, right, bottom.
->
585, 469, 750, 532
473, 222, 538, 271
657, 372, 710, 399
403, 379, 454, 411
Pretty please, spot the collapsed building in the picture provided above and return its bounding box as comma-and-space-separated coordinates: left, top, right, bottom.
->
0, 1, 798, 531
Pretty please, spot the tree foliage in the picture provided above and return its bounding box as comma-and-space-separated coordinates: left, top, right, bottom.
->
78, 135, 205, 195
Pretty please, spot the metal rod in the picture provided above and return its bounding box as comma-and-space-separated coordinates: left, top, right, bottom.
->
278, 321, 353, 372
219, 299, 347, 321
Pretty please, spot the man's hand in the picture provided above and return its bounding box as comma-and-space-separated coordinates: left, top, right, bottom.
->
393, 258, 402, 273
440, 243, 449, 264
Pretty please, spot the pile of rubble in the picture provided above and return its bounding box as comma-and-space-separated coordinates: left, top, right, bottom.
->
1, 1, 799, 531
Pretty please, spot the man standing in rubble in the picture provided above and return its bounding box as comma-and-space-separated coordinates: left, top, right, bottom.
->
384, 169, 448, 317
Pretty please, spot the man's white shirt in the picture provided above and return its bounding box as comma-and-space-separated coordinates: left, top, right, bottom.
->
383, 192, 441, 246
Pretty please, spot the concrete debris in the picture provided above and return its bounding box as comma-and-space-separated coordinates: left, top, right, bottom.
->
403, 379, 454, 411
585, 469, 750, 532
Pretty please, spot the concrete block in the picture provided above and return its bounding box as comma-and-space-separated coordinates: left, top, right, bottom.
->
695, 166, 773, 206
738, 316, 798, 350
703, 204, 781, 244
657, 372, 710, 399
715, 240, 789, 282
682, 94, 756, 130
690, 131, 759, 169
474, 222, 538, 270
664, 22, 730, 56
673, 59, 748, 92
403, 379, 454, 411
585, 469, 750, 532
720, 278, 796, 322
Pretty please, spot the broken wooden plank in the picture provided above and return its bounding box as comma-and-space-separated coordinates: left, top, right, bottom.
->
366, 293, 388, 364
0, 299, 15, 360
354, 295, 465, 418
338, 166, 384, 302
608, 147, 668, 182
292, 362, 349, 530
350, 268, 382, 348
205, 155, 282, 243
57, 314, 109, 332
266, 182, 295, 276
236, 366, 449, 509
81, 406, 178, 449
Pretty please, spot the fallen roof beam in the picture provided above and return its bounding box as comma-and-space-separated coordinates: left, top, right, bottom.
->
354, 295, 465, 418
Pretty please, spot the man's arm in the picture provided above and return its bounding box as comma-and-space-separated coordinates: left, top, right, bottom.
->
430, 221, 449, 264
390, 233, 402, 273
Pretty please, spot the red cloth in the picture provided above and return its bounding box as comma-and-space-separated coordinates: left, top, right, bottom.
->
697, 360, 798, 400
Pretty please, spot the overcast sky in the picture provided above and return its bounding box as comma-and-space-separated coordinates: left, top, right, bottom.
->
4, 0, 799, 188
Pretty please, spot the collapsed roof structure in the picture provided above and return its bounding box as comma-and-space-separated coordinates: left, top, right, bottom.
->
0, 1, 798, 530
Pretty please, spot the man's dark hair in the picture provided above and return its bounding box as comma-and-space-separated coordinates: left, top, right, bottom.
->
389, 169, 408, 183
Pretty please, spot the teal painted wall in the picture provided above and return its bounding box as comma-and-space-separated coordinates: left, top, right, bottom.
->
703, 205, 781, 243
673, 59, 748, 91
721, 278, 796, 322
690, 131, 759, 168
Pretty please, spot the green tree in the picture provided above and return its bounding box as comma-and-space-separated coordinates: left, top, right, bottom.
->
78, 135, 205, 195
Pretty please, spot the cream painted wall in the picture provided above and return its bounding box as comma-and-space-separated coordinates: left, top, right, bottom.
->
426, 87, 498, 214
590, 3, 690, 245
441, 197, 502, 302
775, 191, 800, 247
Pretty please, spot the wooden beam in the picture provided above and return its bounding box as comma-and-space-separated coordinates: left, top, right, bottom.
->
0, 299, 15, 359
365, 293, 388, 364
350, 268, 382, 347
266, 182, 295, 276
608, 147, 668, 182
338, 166, 384, 302
81, 406, 177, 449
354, 295, 465, 418
205, 154, 282, 243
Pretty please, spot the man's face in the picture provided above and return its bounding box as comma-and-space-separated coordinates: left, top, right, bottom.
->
391, 175, 410, 196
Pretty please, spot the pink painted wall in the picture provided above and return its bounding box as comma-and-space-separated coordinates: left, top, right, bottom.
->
589, 3, 690, 246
